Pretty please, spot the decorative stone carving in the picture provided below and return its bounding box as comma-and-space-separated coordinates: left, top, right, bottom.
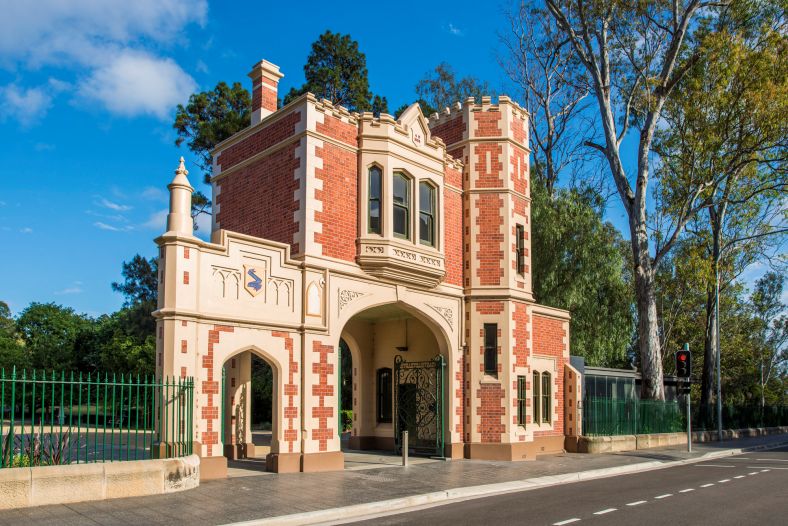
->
338, 289, 365, 311
426, 304, 454, 329
268, 278, 293, 307
212, 267, 241, 300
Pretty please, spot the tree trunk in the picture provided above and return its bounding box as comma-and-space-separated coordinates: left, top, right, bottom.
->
701, 288, 716, 427
631, 225, 666, 400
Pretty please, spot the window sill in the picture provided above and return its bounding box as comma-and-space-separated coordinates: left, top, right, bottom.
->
479, 375, 500, 384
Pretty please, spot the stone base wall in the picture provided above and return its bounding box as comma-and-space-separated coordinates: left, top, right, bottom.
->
0, 455, 200, 510
692, 426, 788, 442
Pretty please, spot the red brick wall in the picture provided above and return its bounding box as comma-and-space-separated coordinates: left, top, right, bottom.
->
477, 383, 505, 442
216, 111, 301, 171
475, 194, 504, 286
474, 144, 503, 188
443, 186, 463, 287
430, 115, 465, 147
215, 143, 301, 255
201, 325, 234, 456
510, 113, 527, 144
256, 76, 278, 113
513, 302, 529, 369
532, 315, 567, 436
314, 141, 357, 262
311, 340, 335, 452
273, 331, 298, 453
510, 146, 528, 195
474, 111, 502, 137
316, 113, 357, 145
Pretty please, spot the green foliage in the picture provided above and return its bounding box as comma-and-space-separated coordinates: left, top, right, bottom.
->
173, 81, 251, 178
341, 410, 353, 432
415, 63, 492, 111
0, 301, 26, 370
111, 255, 158, 308
250, 355, 273, 426
531, 183, 634, 367
283, 30, 385, 113
15, 303, 92, 372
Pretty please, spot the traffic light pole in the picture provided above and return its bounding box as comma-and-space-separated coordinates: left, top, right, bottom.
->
686, 381, 692, 452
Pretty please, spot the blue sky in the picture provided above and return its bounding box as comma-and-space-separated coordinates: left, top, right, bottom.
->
0, 1, 773, 317
1, 0, 544, 316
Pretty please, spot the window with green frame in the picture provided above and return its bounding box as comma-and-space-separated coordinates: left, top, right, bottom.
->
517, 375, 527, 426
419, 181, 435, 246
368, 166, 382, 234
541, 372, 551, 423
532, 371, 541, 424
393, 172, 410, 239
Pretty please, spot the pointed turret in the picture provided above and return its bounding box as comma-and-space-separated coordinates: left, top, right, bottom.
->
166, 157, 194, 235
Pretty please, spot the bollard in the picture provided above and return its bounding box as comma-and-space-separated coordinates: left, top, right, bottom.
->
402, 431, 409, 467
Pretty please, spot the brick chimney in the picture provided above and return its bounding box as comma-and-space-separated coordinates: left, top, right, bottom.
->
248, 59, 284, 125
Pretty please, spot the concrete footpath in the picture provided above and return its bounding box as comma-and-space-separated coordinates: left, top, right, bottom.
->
2, 434, 786, 526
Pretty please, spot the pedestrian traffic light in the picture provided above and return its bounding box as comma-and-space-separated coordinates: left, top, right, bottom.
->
676, 349, 692, 378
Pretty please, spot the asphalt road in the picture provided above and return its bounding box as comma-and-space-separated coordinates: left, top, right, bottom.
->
352, 445, 788, 525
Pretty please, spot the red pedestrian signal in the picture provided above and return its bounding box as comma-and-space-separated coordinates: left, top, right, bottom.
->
676, 350, 692, 378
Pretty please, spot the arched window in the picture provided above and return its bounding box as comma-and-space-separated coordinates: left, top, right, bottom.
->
419, 181, 436, 246
368, 166, 382, 234
533, 371, 541, 424
393, 172, 410, 239
541, 372, 551, 423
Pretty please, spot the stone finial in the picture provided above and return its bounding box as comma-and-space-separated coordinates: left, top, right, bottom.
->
166, 156, 194, 236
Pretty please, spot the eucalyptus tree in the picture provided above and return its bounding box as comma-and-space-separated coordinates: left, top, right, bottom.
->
655, 1, 788, 420
545, 0, 732, 398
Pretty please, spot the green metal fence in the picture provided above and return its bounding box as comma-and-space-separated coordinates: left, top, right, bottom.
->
692, 403, 788, 431
1, 368, 193, 468
583, 397, 684, 436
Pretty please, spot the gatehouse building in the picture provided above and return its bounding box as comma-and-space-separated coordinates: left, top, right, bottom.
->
154, 58, 580, 479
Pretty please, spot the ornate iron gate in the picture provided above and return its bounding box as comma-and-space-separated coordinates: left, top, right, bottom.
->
394, 355, 445, 457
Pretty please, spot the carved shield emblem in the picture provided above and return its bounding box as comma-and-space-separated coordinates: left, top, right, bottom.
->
243, 264, 265, 297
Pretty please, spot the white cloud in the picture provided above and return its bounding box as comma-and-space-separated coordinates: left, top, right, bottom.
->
447, 23, 464, 36
0, 84, 52, 126
195, 211, 211, 234
19, 227, 33, 234
54, 285, 83, 295
0, 1, 207, 122
95, 196, 132, 212
94, 221, 132, 232
195, 59, 209, 74
34, 142, 55, 151
0, 201, 6, 206
0, 1, 207, 67
78, 52, 196, 119
143, 209, 169, 230
140, 186, 167, 202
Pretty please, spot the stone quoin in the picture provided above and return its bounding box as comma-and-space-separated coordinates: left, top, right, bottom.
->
154, 58, 578, 480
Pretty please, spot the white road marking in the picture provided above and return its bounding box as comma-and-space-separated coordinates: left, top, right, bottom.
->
654, 494, 673, 499
627, 500, 647, 506
718, 479, 731, 483
679, 488, 695, 493
748, 466, 786, 470
553, 519, 581, 525
734, 475, 745, 479
748, 472, 759, 475
700, 483, 714, 488
696, 464, 735, 468
593, 508, 617, 515
761, 469, 771, 472
755, 458, 788, 462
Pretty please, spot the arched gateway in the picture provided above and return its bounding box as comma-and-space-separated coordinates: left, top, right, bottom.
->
154, 59, 579, 480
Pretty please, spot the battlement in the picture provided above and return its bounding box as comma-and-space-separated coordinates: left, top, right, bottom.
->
427, 95, 528, 128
